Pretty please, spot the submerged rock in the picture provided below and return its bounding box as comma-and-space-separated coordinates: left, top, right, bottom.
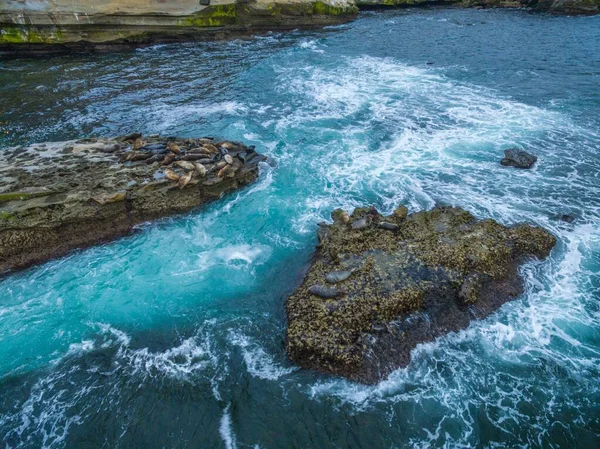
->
286, 206, 556, 384
0, 135, 267, 274
501, 148, 538, 169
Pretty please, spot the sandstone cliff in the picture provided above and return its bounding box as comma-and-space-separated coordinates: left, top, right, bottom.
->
0, 0, 358, 53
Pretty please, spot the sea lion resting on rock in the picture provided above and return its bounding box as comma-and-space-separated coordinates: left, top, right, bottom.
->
286, 205, 556, 384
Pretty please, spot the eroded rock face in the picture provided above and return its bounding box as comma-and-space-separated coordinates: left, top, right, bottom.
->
0, 1, 358, 54
286, 206, 556, 384
0, 134, 267, 273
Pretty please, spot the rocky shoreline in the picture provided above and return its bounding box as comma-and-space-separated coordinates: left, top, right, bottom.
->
0, 0, 597, 55
0, 134, 267, 274
286, 205, 556, 384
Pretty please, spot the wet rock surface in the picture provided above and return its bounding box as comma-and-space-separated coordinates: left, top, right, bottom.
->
286, 205, 556, 384
0, 134, 267, 273
501, 148, 538, 169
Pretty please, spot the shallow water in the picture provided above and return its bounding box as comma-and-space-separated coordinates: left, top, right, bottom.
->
1, 8, 600, 448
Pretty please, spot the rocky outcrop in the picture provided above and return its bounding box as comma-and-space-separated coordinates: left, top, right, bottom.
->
0, 134, 268, 274
501, 148, 538, 169
286, 206, 556, 384
0, 0, 358, 54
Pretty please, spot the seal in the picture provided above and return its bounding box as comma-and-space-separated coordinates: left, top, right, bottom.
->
308, 285, 345, 299
325, 270, 354, 283
224, 154, 234, 165
379, 222, 399, 231
351, 216, 371, 230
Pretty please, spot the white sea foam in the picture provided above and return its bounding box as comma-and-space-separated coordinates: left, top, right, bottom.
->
228, 331, 296, 380
220, 405, 237, 449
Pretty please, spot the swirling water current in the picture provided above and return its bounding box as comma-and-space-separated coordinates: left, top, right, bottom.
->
0, 8, 599, 448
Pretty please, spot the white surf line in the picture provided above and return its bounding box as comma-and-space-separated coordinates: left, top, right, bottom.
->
219, 404, 237, 449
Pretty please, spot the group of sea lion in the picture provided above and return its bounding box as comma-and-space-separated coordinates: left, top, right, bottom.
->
118, 133, 257, 189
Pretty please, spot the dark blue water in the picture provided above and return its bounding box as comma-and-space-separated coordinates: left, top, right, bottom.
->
1, 9, 599, 448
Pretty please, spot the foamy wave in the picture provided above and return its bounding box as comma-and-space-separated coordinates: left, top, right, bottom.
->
220, 405, 237, 449
228, 331, 296, 381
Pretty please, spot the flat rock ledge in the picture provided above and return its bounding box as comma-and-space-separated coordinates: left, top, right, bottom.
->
286, 205, 556, 384
0, 134, 267, 274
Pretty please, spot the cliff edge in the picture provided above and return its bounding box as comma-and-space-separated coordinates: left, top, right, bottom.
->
0, 0, 358, 54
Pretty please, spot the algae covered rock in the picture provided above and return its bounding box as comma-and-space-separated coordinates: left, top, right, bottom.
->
286, 206, 556, 384
0, 134, 267, 273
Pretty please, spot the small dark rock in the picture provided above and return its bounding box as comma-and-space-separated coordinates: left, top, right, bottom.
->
501, 148, 538, 169
552, 214, 576, 223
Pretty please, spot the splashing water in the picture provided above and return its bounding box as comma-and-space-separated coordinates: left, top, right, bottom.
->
1, 8, 599, 448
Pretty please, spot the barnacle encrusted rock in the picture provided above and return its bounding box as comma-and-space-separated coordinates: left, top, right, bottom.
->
0, 134, 267, 273
286, 206, 556, 384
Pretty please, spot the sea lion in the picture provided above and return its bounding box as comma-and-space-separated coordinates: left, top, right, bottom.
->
162, 154, 176, 166
119, 132, 142, 142
308, 285, 345, 299
178, 171, 193, 189
133, 138, 144, 151
224, 154, 234, 165
175, 161, 195, 171
194, 163, 207, 177
167, 142, 181, 155
127, 152, 153, 162
165, 169, 180, 182
187, 147, 213, 155
217, 165, 236, 179
181, 154, 206, 161
218, 141, 238, 151
145, 154, 164, 165
142, 143, 167, 154
203, 143, 219, 154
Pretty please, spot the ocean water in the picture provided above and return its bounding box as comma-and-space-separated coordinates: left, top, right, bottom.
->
1, 8, 599, 448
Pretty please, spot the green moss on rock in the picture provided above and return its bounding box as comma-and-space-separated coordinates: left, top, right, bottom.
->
180, 5, 238, 27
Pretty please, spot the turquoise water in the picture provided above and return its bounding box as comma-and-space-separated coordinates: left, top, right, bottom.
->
1, 8, 600, 448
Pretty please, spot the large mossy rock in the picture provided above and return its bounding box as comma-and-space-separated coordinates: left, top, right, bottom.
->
286, 206, 556, 384
0, 134, 267, 274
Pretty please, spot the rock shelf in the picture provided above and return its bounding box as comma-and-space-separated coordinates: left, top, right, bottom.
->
0, 134, 267, 273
